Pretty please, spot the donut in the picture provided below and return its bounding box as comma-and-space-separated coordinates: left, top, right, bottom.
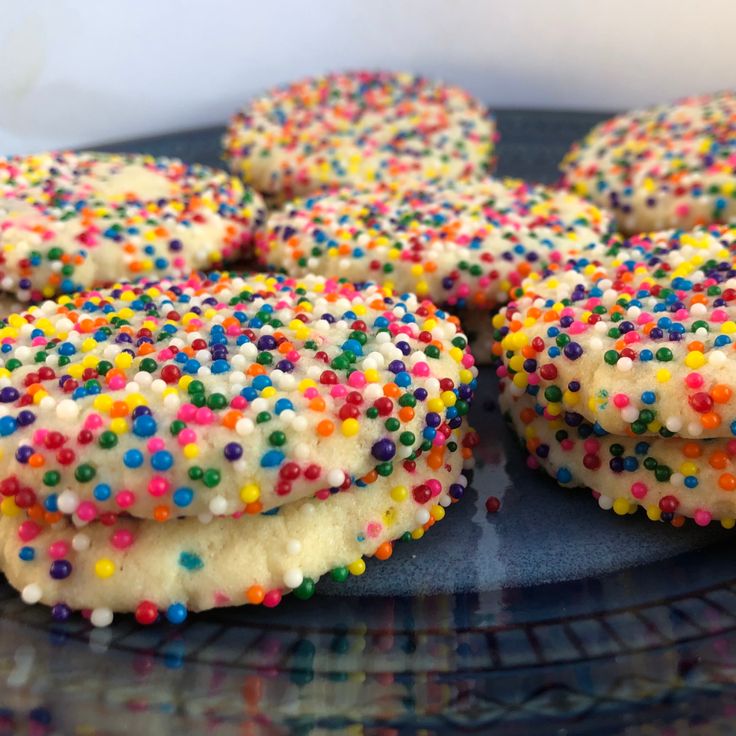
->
561, 91, 736, 234
0, 272, 477, 523
260, 178, 613, 362
223, 71, 496, 203
494, 225, 736, 439
0, 151, 266, 301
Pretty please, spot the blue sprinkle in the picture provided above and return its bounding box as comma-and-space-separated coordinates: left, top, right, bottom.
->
178, 551, 204, 571
166, 603, 188, 624
260, 450, 285, 468
123, 449, 144, 468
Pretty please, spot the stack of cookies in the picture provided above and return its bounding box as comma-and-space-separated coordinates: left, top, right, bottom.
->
496, 91, 736, 528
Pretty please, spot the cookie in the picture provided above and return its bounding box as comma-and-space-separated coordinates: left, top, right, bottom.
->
494, 225, 736, 439
223, 71, 496, 203
502, 387, 736, 528
260, 177, 612, 361
0, 151, 266, 301
0, 435, 476, 623
561, 91, 736, 234
0, 272, 477, 521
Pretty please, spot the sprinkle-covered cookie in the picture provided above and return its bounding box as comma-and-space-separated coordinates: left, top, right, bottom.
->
0, 438, 476, 623
260, 178, 612, 309
502, 387, 736, 528
0, 272, 476, 521
0, 151, 266, 301
494, 225, 736, 439
561, 91, 736, 234
223, 71, 496, 203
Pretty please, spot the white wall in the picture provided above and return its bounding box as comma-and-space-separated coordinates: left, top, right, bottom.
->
1, 0, 733, 153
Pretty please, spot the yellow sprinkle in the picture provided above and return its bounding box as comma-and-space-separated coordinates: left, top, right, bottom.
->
240, 483, 260, 504
390, 485, 408, 502
183, 443, 199, 459
341, 418, 359, 437
656, 369, 671, 383
0, 496, 20, 516
348, 559, 366, 576
109, 418, 128, 434
430, 505, 445, 521
94, 558, 116, 578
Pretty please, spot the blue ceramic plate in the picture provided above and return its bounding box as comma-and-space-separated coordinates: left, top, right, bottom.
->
2, 112, 735, 736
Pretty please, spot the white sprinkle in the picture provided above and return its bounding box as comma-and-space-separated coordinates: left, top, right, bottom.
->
209, 495, 228, 515
235, 418, 254, 436
197, 512, 213, 524
90, 607, 114, 628
286, 539, 302, 555
72, 532, 90, 552
327, 469, 345, 487
292, 416, 308, 432
56, 490, 79, 515
687, 422, 704, 437
709, 350, 727, 367
665, 416, 683, 432
283, 569, 304, 589
21, 584, 42, 604
621, 406, 639, 423
56, 399, 79, 421
597, 494, 613, 510
415, 508, 431, 525
151, 379, 166, 394
670, 473, 684, 487
616, 357, 633, 372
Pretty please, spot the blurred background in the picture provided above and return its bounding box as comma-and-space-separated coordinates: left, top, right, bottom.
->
1, 0, 732, 154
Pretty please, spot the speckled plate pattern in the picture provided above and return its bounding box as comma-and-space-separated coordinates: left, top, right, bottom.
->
3, 112, 736, 736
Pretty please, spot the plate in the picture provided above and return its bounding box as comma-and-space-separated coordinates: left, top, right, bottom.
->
2, 111, 735, 736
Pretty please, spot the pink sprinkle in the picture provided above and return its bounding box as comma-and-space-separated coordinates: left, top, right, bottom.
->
111, 529, 134, 549
230, 395, 247, 410
18, 521, 40, 542
147, 437, 165, 453
674, 308, 689, 321
366, 522, 382, 538
148, 476, 169, 497
631, 482, 648, 499
685, 372, 704, 389
263, 589, 282, 608
177, 428, 197, 446
675, 202, 691, 218
32, 429, 48, 445
496, 365, 508, 378
286, 349, 300, 363
583, 439, 600, 453
194, 407, 214, 425
568, 321, 588, 335
178, 403, 197, 421
561, 439, 574, 451
48, 541, 69, 559
330, 384, 347, 398
527, 374, 540, 385
412, 362, 430, 377
694, 509, 712, 527
348, 371, 366, 388
426, 479, 442, 496
613, 394, 629, 408
77, 501, 98, 521
303, 387, 319, 399
84, 413, 103, 430
461, 353, 475, 368
114, 491, 135, 509
108, 376, 125, 391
